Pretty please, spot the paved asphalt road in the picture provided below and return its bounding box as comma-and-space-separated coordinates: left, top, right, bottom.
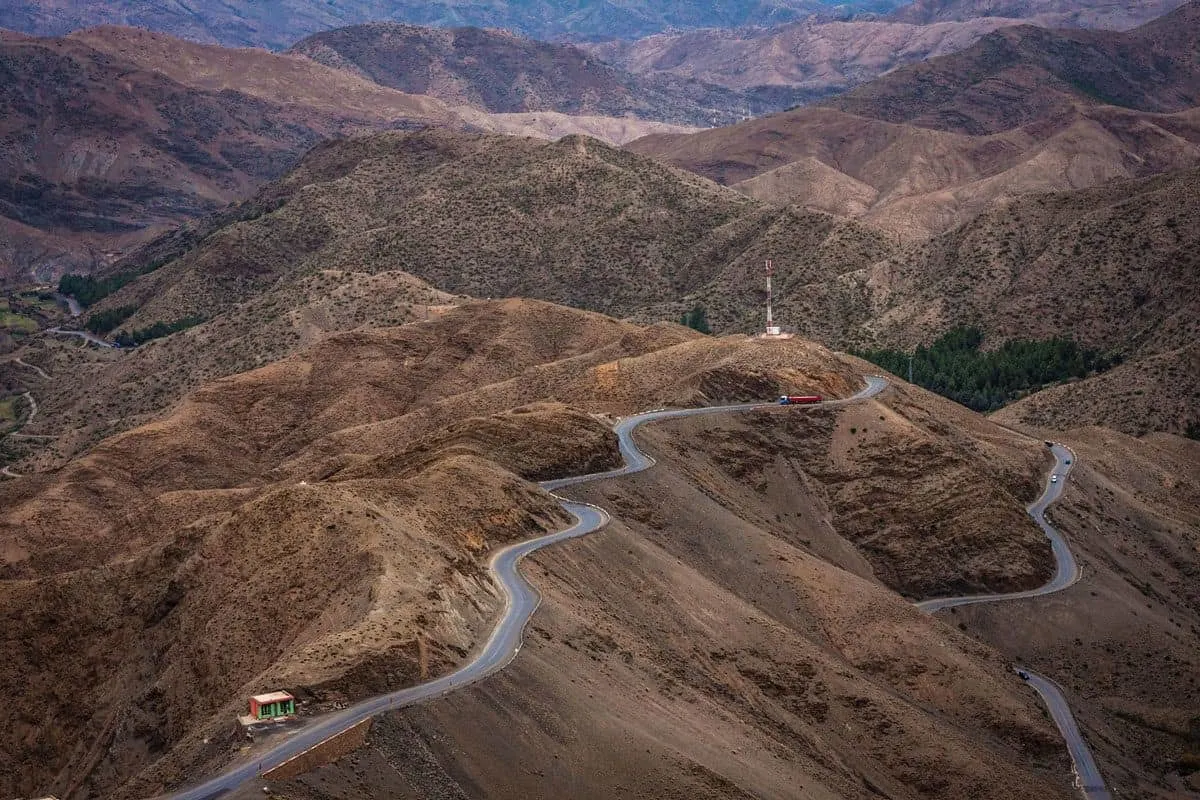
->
163, 377, 885, 799
916, 443, 1110, 800
1019, 669, 1112, 800
46, 327, 115, 348
165, 374, 1105, 800
916, 443, 1078, 613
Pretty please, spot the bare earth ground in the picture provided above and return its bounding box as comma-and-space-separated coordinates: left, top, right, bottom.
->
247, 391, 1075, 800
1, 302, 881, 799
947, 426, 1200, 798
4, 300, 1195, 798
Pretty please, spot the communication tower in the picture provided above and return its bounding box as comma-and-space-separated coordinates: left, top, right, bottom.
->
764, 259, 782, 337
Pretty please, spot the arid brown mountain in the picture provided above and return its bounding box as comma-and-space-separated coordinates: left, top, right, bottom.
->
15, 132, 1195, 459
890, 0, 1190, 27
0, 130, 887, 468
628, 3, 1200, 239
0, 27, 451, 285
289, 23, 753, 127
4, 299, 1196, 799
0, 26, 692, 286
629, 103, 1200, 239
2, 298, 1086, 800
584, 17, 1017, 102
0, 0, 904, 49
580, 0, 1194, 110
853, 166, 1200, 434
830, 0, 1200, 134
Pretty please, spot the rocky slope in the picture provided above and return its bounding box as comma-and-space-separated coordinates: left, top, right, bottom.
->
1, 299, 1083, 800
289, 23, 752, 127
0, 26, 692, 285
830, 0, 1200, 134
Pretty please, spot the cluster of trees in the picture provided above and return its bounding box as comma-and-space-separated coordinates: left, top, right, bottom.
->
113, 316, 204, 348
57, 273, 137, 307
679, 303, 711, 334
57, 255, 176, 308
84, 305, 136, 334
855, 327, 1121, 412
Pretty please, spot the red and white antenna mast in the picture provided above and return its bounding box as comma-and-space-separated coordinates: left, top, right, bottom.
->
765, 259, 781, 336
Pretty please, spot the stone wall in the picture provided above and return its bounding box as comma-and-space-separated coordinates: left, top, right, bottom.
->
263, 719, 372, 781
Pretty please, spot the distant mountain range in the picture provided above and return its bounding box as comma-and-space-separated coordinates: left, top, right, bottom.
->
584, 0, 1190, 103
0, 0, 905, 49
888, 0, 1188, 27
629, 1, 1200, 236
0, 25, 699, 285
289, 23, 758, 125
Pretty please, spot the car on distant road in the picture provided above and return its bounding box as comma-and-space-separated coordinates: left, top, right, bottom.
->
1017, 669, 1030, 680
1051, 475, 1058, 483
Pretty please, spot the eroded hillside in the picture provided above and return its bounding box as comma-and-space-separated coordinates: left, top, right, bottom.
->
628, 3, 1200, 240
2, 299, 1090, 800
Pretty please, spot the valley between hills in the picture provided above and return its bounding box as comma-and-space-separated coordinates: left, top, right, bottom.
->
0, 2, 1198, 800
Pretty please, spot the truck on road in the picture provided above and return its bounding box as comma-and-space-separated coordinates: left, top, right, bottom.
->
778, 395, 823, 405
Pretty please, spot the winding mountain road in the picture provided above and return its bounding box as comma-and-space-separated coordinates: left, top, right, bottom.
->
164, 378, 884, 800
916, 444, 1110, 800
164, 374, 1104, 800
917, 444, 1078, 613
46, 327, 115, 348
13, 358, 50, 379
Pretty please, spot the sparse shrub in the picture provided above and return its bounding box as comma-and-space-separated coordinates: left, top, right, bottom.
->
679, 304, 712, 335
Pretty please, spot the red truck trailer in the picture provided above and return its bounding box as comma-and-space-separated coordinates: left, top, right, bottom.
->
778, 394, 823, 405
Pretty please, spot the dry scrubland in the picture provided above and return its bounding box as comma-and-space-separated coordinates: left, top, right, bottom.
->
8, 128, 1192, 470
0, 129, 896, 469
629, 2, 1200, 241
1, 300, 892, 798
2, 298, 1090, 800
237, 367, 1082, 800
242, 370, 1200, 800
946, 426, 1200, 796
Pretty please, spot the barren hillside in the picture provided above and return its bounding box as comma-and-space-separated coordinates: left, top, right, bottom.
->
830, 1, 1200, 134
945, 425, 1200, 796
1, 300, 1086, 800
0, 28, 451, 284
289, 23, 752, 127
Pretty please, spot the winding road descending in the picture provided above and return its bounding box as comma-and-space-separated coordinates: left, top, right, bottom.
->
917, 444, 1078, 613
46, 327, 115, 348
165, 378, 885, 800
917, 445, 1110, 800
